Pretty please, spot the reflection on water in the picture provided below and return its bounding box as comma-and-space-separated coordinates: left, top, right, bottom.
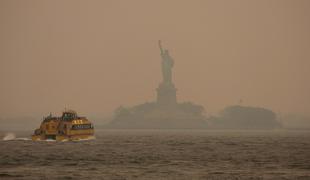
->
0, 130, 310, 179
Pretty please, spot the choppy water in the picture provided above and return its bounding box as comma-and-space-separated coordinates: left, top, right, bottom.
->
0, 130, 310, 180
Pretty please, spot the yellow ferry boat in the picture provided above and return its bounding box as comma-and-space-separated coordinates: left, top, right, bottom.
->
32, 110, 95, 141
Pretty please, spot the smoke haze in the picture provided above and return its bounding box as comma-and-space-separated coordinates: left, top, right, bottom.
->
1, 0, 310, 119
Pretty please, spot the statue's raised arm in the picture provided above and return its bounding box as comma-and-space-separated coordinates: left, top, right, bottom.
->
158, 40, 164, 54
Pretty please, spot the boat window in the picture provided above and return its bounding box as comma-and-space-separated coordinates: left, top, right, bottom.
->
71, 124, 92, 130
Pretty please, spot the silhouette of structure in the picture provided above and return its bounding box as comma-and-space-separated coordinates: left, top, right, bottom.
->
157, 40, 177, 106
105, 41, 207, 129
207, 105, 281, 129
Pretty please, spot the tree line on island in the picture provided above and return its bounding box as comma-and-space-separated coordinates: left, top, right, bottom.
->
105, 103, 281, 129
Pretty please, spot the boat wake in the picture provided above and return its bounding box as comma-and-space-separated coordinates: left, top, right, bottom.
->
72, 136, 96, 142
35, 136, 96, 142
2, 133, 15, 140
2, 133, 95, 142
2, 133, 31, 141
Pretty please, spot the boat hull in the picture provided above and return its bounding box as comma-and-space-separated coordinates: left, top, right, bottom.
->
31, 134, 95, 141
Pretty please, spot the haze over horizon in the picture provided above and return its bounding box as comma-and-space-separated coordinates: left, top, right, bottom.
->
1, 0, 310, 118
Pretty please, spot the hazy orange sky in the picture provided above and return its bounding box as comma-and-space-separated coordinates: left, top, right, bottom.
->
0, 0, 309, 118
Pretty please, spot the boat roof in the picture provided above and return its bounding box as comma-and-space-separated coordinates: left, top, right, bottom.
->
63, 110, 77, 115
41, 110, 87, 123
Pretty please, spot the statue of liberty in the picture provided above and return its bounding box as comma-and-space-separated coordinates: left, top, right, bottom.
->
158, 40, 174, 85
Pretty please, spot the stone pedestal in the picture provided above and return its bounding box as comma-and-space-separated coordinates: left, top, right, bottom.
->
156, 82, 177, 106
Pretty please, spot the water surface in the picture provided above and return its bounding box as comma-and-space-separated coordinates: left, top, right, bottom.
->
1, 130, 309, 179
